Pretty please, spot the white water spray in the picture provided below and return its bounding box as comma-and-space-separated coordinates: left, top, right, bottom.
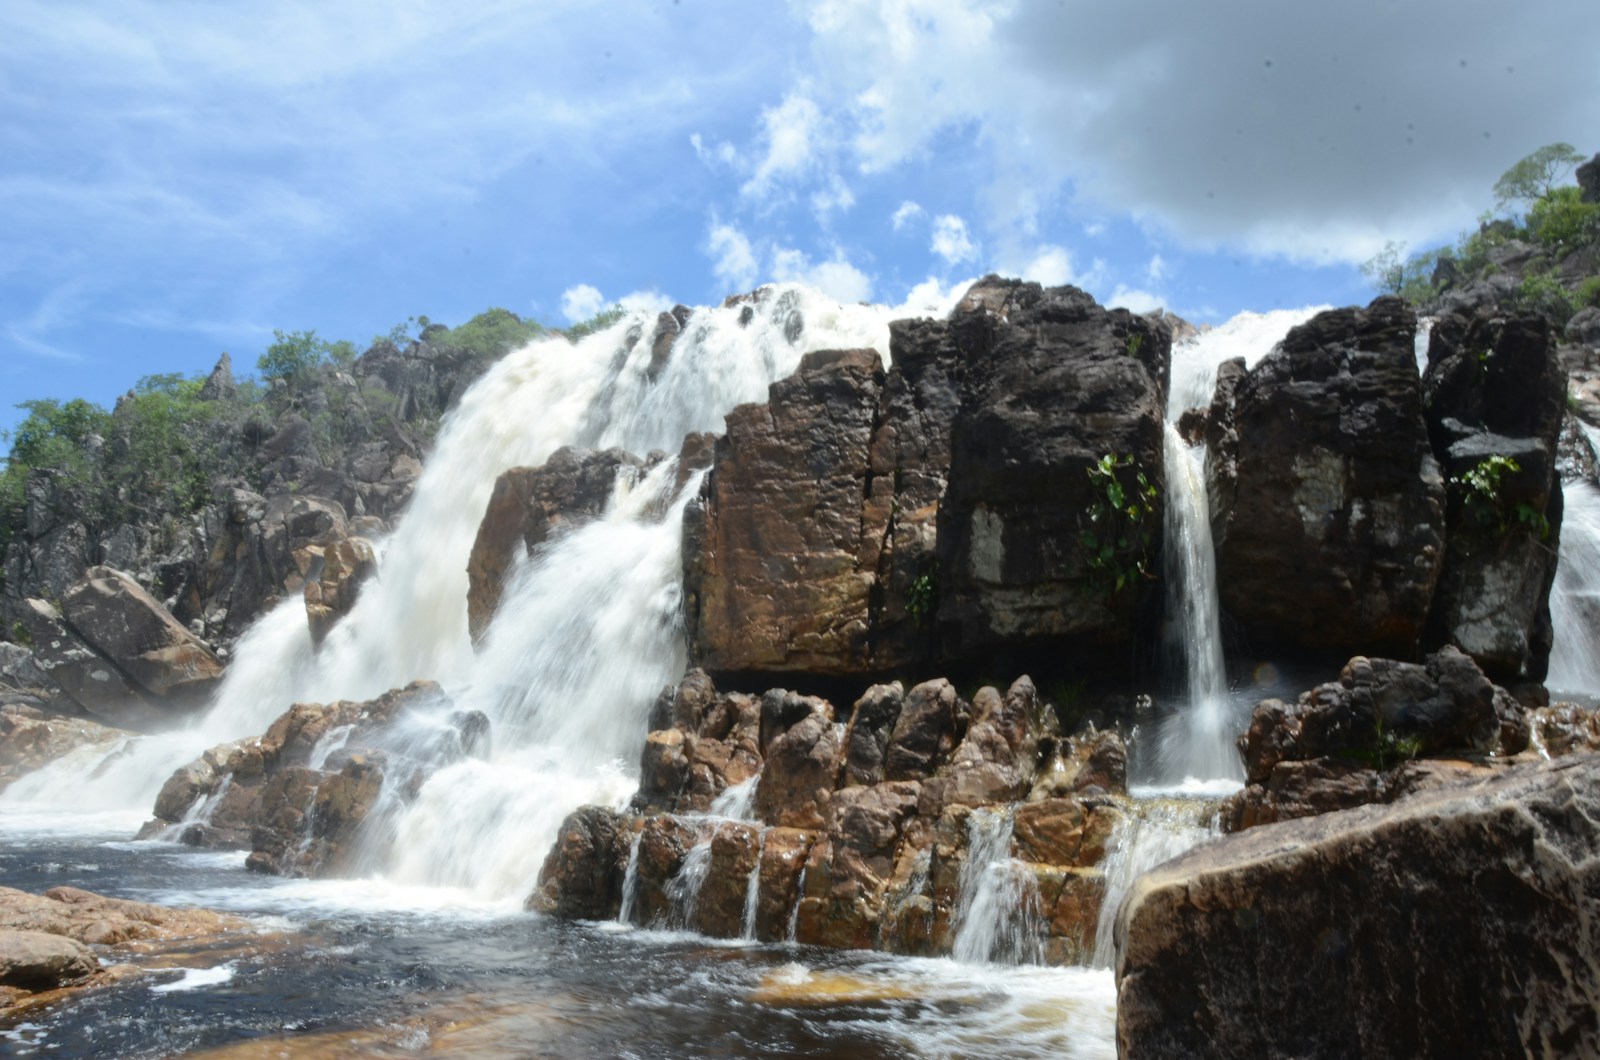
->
1549, 428, 1600, 697
950, 807, 1044, 965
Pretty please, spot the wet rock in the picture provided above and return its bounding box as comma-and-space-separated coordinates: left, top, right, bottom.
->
1012, 798, 1120, 868
466, 447, 646, 644
939, 676, 1049, 807
18, 598, 162, 729
937, 279, 1170, 668
1213, 298, 1445, 658
1530, 702, 1600, 757
1422, 310, 1565, 682
143, 681, 475, 875
528, 806, 632, 920
0, 885, 248, 946
1117, 755, 1600, 1059
692, 822, 763, 938
796, 781, 921, 949
64, 563, 226, 705
0, 704, 129, 791
627, 815, 705, 927
1030, 729, 1128, 800
751, 827, 814, 942
304, 534, 377, 647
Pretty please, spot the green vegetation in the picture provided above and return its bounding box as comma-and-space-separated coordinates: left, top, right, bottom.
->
564, 305, 628, 342
906, 572, 937, 625
1, 304, 559, 574
1347, 711, 1424, 772
1452, 455, 1550, 539
1080, 452, 1160, 593
1361, 143, 1598, 320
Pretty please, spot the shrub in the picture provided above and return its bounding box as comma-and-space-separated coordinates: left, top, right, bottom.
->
1527, 186, 1600, 254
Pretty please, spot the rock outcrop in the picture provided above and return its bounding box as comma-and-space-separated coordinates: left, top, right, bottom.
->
534, 669, 1132, 964
1223, 647, 1526, 831
683, 277, 1171, 681
1211, 298, 1445, 658
303, 532, 377, 647
1422, 309, 1565, 683
467, 447, 646, 643
0, 885, 256, 1017
0, 703, 129, 790
18, 566, 225, 728
1117, 755, 1600, 1059
140, 681, 489, 876
935, 280, 1170, 669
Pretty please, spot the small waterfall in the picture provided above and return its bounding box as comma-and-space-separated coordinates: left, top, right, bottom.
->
708, 777, 758, 821
1154, 306, 1327, 785
617, 830, 644, 926
1091, 801, 1218, 968
667, 835, 714, 930
1158, 423, 1238, 782
739, 829, 767, 940
787, 865, 808, 943
1550, 477, 1600, 697
950, 807, 1044, 965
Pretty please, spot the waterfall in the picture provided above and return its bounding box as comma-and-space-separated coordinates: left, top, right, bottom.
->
1549, 424, 1600, 697
617, 830, 644, 926
950, 807, 1044, 965
667, 835, 715, 930
1153, 307, 1328, 786
1091, 801, 1219, 968
2, 284, 951, 906
739, 829, 766, 940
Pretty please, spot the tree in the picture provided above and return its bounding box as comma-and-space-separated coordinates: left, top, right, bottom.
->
1493, 143, 1585, 211
1360, 240, 1406, 295
257, 329, 328, 382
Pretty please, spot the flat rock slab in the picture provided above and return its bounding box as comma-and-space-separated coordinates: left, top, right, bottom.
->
1116, 754, 1600, 1059
0, 885, 250, 947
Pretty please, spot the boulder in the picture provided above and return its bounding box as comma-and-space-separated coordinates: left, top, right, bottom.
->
1578, 151, 1600, 204
17, 598, 162, 729
466, 447, 646, 644
883, 678, 965, 782
0, 885, 248, 946
938, 675, 1050, 807
303, 534, 377, 647
936, 279, 1170, 668
0, 930, 99, 992
1117, 755, 1600, 1059
1422, 310, 1565, 682
754, 701, 843, 831
1212, 298, 1445, 658
58, 565, 223, 705
839, 681, 905, 787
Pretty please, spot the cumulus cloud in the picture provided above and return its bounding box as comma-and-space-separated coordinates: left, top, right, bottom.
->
930, 214, 977, 266
559, 283, 606, 324
705, 221, 760, 293
1106, 285, 1166, 313
891, 200, 924, 231
1014, 244, 1076, 287
790, 0, 1600, 261
771, 246, 874, 303
742, 92, 827, 198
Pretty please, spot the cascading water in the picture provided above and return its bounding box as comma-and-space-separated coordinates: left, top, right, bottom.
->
1091, 800, 1220, 968
1152, 307, 1327, 786
2, 284, 950, 906
950, 807, 1044, 965
1549, 424, 1600, 698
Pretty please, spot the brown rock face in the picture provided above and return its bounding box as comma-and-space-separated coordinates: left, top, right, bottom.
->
304, 534, 377, 647
466, 447, 646, 644
1422, 310, 1565, 682
0, 885, 248, 947
755, 701, 843, 831
0, 930, 99, 992
1117, 756, 1600, 1059
883, 678, 965, 782
683, 348, 887, 675
1212, 298, 1445, 658
527, 806, 633, 919
936, 279, 1171, 667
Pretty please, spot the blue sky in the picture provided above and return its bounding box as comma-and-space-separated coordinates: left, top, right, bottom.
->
3, 0, 1598, 438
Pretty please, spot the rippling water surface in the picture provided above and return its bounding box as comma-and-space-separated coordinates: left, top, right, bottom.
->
0, 815, 1118, 1059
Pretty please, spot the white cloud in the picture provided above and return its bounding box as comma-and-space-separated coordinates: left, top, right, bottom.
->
742, 93, 827, 198
617, 289, 674, 315
788, 0, 1600, 262
1106, 285, 1166, 314
706, 221, 760, 293
691, 132, 740, 168
810, 174, 856, 221
1015, 244, 1075, 287
930, 214, 978, 266
1146, 254, 1167, 283
886, 276, 974, 318
560, 283, 606, 324
891, 200, 924, 231
771, 246, 874, 303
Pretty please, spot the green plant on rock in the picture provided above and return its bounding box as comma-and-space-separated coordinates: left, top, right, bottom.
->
906, 572, 937, 626
1348, 711, 1424, 772
1080, 452, 1160, 593
1453, 455, 1549, 539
